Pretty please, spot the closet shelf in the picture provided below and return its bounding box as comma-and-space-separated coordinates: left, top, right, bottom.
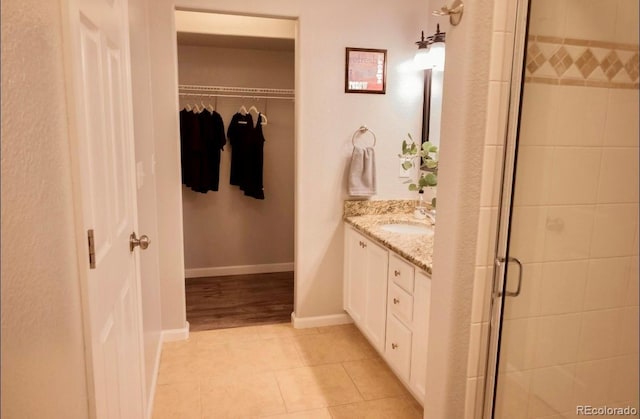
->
179, 84, 294, 100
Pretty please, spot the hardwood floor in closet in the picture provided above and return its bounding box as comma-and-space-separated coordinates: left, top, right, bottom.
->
186, 272, 294, 331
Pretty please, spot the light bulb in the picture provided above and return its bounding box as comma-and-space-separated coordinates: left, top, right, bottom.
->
429, 42, 445, 70
414, 48, 432, 70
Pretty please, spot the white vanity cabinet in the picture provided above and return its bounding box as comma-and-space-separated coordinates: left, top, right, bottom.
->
344, 225, 389, 353
409, 270, 431, 402
385, 255, 432, 405
385, 254, 415, 381
344, 224, 431, 404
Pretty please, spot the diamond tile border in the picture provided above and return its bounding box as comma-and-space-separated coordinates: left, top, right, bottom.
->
525, 35, 639, 90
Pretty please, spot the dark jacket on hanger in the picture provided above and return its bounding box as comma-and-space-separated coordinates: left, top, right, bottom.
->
179, 109, 226, 193
227, 112, 266, 200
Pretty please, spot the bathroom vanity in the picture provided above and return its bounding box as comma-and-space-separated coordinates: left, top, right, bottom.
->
343, 201, 434, 405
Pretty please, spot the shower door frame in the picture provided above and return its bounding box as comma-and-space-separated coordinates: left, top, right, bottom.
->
481, 0, 531, 417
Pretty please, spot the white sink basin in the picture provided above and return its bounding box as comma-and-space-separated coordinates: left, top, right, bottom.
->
380, 223, 433, 235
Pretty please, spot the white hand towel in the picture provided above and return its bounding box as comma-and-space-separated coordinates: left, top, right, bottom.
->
348, 146, 377, 197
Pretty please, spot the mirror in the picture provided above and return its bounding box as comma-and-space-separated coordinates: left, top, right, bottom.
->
421, 68, 444, 146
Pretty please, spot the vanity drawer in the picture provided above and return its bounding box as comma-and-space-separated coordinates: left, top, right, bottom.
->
389, 253, 415, 293
388, 282, 413, 324
385, 313, 412, 381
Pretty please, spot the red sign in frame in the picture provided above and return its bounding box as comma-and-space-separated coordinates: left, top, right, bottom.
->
345, 48, 387, 94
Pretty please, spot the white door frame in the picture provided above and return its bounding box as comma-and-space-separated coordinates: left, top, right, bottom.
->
168, 2, 300, 319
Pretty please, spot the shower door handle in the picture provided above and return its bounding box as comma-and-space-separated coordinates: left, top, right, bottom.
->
495, 256, 523, 297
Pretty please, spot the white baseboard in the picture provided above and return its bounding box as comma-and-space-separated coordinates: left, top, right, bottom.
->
185, 262, 294, 278
145, 336, 163, 419
291, 312, 353, 329
161, 321, 190, 342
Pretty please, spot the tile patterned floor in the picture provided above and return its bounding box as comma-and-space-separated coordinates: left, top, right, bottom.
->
152, 323, 424, 419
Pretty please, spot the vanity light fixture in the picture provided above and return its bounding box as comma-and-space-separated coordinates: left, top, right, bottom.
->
413, 25, 446, 70
414, 31, 432, 70
432, 0, 463, 26
429, 25, 446, 71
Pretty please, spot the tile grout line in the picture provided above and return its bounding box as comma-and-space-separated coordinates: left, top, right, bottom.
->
269, 370, 289, 415
340, 361, 367, 403
197, 377, 203, 419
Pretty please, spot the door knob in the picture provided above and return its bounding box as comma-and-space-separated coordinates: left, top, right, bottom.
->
130, 232, 151, 252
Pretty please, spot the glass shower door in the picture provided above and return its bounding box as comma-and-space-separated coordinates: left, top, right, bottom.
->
492, 0, 639, 417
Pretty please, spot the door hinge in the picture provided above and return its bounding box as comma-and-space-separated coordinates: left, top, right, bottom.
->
87, 229, 96, 269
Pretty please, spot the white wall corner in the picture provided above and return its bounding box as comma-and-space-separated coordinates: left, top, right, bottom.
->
424, 0, 496, 417
291, 311, 353, 329
161, 321, 190, 342
145, 338, 163, 419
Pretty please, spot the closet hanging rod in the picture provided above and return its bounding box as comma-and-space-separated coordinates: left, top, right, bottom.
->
179, 92, 294, 100
179, 84, 294, 97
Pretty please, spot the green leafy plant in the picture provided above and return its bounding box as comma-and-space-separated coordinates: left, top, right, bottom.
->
398, 133, 439, 192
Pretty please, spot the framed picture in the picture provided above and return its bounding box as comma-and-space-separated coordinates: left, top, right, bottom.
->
345, 47, 387, 94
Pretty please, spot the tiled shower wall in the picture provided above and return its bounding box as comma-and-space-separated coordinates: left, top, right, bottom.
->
466, 0, 639, 418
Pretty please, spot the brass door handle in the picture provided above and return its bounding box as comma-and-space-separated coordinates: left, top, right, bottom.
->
130, 232, 151, 252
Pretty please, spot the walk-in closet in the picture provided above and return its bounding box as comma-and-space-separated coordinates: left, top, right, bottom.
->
175, 11, 296, 331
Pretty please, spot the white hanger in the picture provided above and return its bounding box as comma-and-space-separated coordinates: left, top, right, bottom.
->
184, 103, 192, 112
239, 105, 248, 115
247, 105, 268, 125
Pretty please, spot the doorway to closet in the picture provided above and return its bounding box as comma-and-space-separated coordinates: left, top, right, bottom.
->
174, 11, 296, 332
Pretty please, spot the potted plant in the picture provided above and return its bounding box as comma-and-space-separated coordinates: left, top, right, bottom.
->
399, 134, 438, 217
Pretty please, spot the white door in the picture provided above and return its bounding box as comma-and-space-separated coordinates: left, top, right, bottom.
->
63, 0, 145, 417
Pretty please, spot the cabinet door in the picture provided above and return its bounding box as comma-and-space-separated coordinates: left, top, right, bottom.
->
410, 271, 431, 403
363, 239, 389, 353
344, 227, 366, 325
389, 253, 415, 293
388, 281, 414, 325
386, 313, 412, 381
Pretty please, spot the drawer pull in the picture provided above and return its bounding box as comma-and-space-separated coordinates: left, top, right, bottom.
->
391, 343, 398, 350
393, 298, 400, 304
394, 270, 401, 277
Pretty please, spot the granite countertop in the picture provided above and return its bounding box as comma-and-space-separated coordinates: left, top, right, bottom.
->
343, 201, 435, 276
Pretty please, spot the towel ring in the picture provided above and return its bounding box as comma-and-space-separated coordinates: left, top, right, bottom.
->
351, 126, 377, 147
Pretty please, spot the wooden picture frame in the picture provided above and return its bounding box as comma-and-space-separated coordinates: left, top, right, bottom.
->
345, 47, 387, 94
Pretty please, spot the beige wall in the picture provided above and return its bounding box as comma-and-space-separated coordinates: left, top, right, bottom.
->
148, 0, 427, 326
148, 2, 187, 331
0, 0, 89, 417
466, 0, 640, 417
178, 44, 295, 270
